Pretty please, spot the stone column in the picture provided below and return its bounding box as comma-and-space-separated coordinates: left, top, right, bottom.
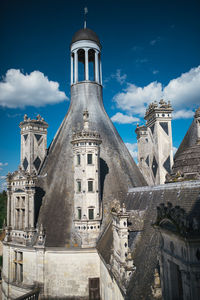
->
7, 189, 11, 226
25, 195, 29, 228
71, 53, 74, 85
100, 60, 102, 85
74, 50, 78, 83
95, 51, 99, 83
85, 49, 89, 81
30, 193, 35, 228
20, 209, 23, 230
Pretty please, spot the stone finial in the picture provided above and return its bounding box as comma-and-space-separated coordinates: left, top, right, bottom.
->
159, 99, 167, 108
111, 199, 121, 213
24, 114, 28, 121
83, 110, 89, 130
122, 203, 126, 213
36, 114, 41, 121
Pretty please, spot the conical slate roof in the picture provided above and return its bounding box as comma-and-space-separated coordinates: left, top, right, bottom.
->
169, 109, 200, 181
38, 82, 146, 247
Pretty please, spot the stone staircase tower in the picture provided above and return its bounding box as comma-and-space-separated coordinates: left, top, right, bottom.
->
71, 110, 102, 248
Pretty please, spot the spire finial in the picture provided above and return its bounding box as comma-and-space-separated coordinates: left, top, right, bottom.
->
84, 7, 88, 29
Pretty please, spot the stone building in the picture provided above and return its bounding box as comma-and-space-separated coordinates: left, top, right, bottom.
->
1, 26, 200, 300
135, 100, 173, 185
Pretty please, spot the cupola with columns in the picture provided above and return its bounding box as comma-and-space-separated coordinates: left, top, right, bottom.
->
70, 27, 102, 85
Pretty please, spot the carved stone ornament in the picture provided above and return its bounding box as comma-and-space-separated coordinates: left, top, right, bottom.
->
153, 202, 200, 236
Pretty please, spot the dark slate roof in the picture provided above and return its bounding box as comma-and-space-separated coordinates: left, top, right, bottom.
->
98, 181, 200, 300
38, 82, 146, 247
170, 117, 200, 180
71, 28, 101, 47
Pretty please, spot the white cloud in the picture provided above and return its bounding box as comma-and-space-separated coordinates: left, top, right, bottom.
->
125, 143, 138, 159
0, 162, 8, 167
112, 69, 127, 85
153, 70, 159, 75
0, 162, 8, 171
0, 69, 68, 108
111, 112, 140, 124
163, 66, 200, 109
113, 66, 200, 119
113, 81, 163, 116
173, 110, 194, 120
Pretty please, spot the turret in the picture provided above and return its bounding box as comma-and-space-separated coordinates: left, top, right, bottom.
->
71, 110, 102, 247
136, 100, 173, 185
19, 114, 48, 174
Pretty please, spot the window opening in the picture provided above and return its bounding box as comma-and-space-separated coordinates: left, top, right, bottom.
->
78, 208, 82, 220
13, 251, 23, 282
77, 181, 81, 192
77, 154, 81, 165
88, 180, 93, 192
87, 153, 93, 164
89, 208, 94, 220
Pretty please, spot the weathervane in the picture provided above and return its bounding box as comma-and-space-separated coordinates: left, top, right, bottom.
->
84, 6, 88, 29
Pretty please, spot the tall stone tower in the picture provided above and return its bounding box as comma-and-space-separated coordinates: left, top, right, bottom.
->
71, 110, 102, 247
136, 100, 173, 185
38, 27, 146, 247
19, 114, 48, 174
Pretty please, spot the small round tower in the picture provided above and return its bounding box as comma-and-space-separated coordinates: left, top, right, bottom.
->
71, 110, 102, 247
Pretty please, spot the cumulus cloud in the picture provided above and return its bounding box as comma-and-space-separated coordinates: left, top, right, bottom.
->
0, 69, 68, 108
114, 81, 163, 116
113, 66, 200, 119
173, 110, 194, 120
111, 112, 140, 124
125, 143, 138, 159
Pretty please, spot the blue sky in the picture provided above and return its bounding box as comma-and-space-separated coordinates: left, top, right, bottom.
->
0, 0, 200, 190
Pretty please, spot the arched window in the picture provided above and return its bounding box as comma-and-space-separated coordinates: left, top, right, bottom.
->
78, 49, 85, 82
88, 49, 95, 81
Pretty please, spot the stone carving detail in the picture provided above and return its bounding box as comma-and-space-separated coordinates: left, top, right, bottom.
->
110, 202, 136, 291
151, 268, 162, 299
154, 202, 200, 236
